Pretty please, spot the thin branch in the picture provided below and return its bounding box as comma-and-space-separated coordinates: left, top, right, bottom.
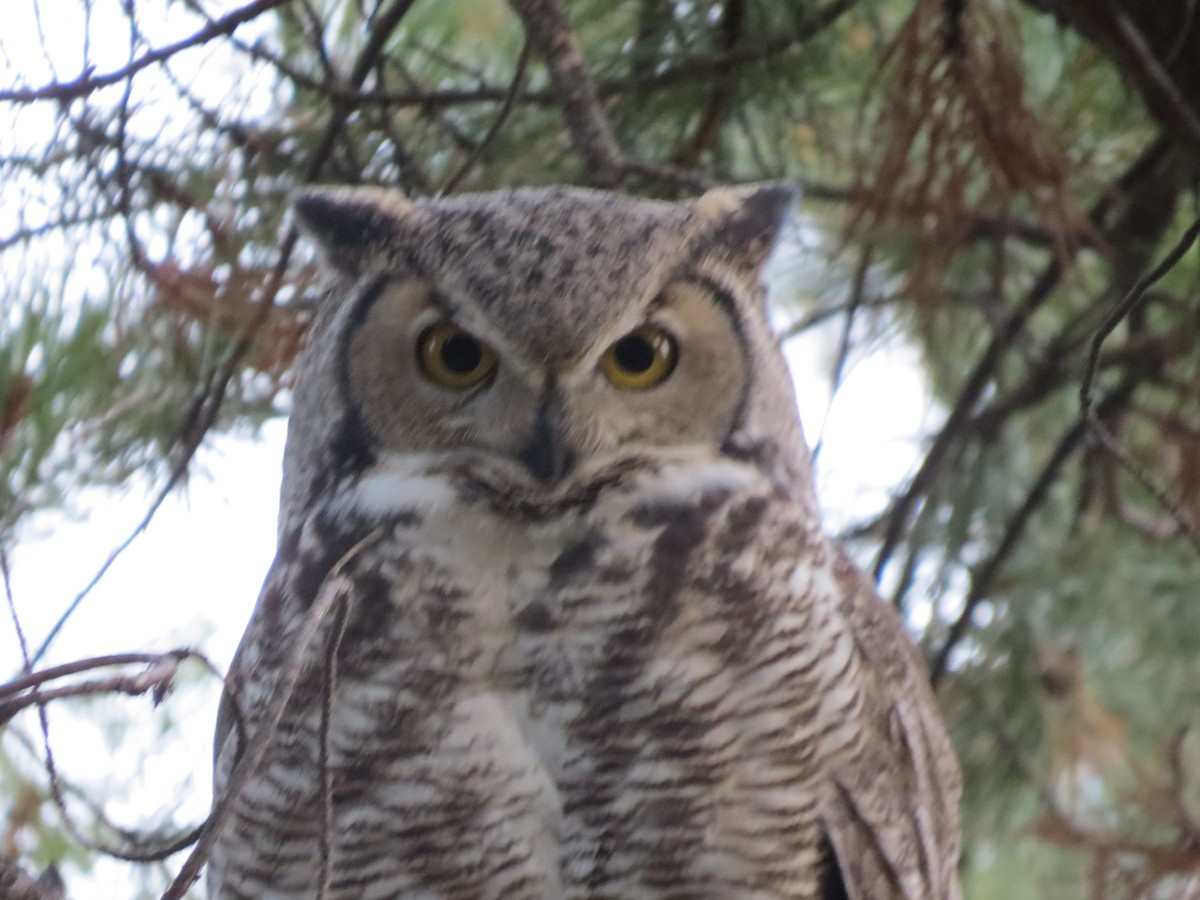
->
1, 659, 181, 726
1105, 0, 1200, 148
619, 158, 713, 192
236, 0, 855, 112
163, 530, 381, 899
669, 0, 746, 167
0, 649, 237, 734
970, 332, 1191, 436
873, 254, 1066, 581
931, 375, 1148, 685
0, 0, 293, 104
30, 462, 186, 666
812, 243, 872, 463
115, 0, 147, 269
439, 39, 532, 195
29, 0, 420, 666
2, 548, 33, 673
1075, 214, 1200, 551
1080, 214, 1200, 415
508, 0, 625, 186
316, 596, 350, 900
302, 0, 419, 182
1086, 417, 1200, 553
776, 292, 899, 341
5, 549, 230, 863
2, 652, 193, 700
0, 208, 120, 252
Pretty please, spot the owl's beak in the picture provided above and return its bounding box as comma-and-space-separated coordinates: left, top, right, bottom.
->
517, 386, 576, 486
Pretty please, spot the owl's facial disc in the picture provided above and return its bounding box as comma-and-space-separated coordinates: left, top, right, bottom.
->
343, 278, 749, 496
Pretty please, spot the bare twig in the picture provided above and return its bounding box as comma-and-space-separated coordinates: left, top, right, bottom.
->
4, 547, 232, 863
316, 597, 351, 900
31, 460, 188, 667
439, 39, 532, 195
620, 158, 713, 192
0, 209, 121, 251
30, 0, 420, 667
0, 650, 221, 726
1085, 417, 1200, 553
0, 0, 293, 104
3, 653, 180, 697
162, 530, 381, 899
776, 292, 899, 341
1074, 214, 1200, 551
811, 244, 873, 463
228, 0, 854, 112
872, 256, 1066, 581
1080, 214, 1200, 416
2, 548, 33, 673
302, 0, 419, 182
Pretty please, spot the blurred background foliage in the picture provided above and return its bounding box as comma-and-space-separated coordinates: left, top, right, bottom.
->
3, 0, 1200, 896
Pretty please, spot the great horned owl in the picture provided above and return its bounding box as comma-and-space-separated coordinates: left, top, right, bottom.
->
208, 185, 961, 899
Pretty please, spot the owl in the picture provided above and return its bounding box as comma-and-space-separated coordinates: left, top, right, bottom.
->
207, 184, 962, 899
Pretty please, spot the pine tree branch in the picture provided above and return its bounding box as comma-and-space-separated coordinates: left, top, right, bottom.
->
871, 134, 1175, 581
507, 0, 626, 186
669, 0, 747, 167
930, 373, 1149, 685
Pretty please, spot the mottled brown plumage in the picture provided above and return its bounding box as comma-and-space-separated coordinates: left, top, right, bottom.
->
208, 185, 961, 898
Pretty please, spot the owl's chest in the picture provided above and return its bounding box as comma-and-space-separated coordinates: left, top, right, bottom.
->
383, 495, 668, 690
288, 472, 843, 895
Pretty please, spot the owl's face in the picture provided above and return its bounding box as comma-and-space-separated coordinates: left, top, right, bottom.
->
341, 274, 750, 490
286, 185, 806, 513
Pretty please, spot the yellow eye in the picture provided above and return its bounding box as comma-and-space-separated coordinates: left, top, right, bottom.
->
417, 323, 497, 390
599, 326, 678, 390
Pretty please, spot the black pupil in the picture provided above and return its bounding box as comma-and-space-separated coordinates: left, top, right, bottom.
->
613, 335, 657, 373
441, 334, 482, 373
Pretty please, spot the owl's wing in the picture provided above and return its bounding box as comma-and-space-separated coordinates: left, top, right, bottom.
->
820, 550, 963, 900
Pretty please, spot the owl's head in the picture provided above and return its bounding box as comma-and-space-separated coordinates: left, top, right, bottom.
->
282, 184, 809, 522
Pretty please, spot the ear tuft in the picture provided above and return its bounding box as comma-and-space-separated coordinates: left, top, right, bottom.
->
292, 186, 417, 276
696, 182, 798, 270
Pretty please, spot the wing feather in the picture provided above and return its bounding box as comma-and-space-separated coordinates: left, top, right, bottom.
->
821, 550, 963, 900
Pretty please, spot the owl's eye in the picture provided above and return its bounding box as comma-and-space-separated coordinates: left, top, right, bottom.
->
417, 323, 497, 390
599, 326, 678, 390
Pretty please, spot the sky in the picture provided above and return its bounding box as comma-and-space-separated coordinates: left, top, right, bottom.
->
0, 2, 939, 895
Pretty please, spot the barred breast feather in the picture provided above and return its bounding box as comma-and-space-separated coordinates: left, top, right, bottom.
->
209, 454, 959, 899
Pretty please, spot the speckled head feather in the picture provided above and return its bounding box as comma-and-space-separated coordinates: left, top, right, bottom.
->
292, 184, 789, 365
